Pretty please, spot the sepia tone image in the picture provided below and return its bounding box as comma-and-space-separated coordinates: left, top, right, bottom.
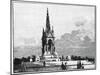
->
11, 0, 96, 74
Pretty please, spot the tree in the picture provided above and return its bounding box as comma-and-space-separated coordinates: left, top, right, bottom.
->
27, 56, 30, 62
21, 57, 27, 62
14, 58, 21, 65
84, 36, 91, 42
32, 55, 36, 62
61, 55, 64, 61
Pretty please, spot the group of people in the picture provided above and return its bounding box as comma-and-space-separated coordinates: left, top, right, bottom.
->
61, 61, 84, 70
61, 62, 67, 70
77, 61, 84, 69
43, 61, 84, 70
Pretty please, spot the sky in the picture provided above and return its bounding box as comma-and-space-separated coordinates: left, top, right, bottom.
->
13, 1, 95, 47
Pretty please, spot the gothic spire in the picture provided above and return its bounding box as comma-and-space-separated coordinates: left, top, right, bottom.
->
46, 8, 51, 33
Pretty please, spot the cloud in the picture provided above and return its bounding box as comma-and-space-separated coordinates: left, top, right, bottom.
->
73, 16, 95, 41
14, 46, 41, 58
55, 30, 96, 57
74, 17, 87, 27
14, 37, 41, 47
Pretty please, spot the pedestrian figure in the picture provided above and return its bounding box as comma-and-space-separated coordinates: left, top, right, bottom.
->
21, 61, 26, 72
43, 61, 46, 67
81, 63, 84, 69
61, 62, 66, 70
65, 62, 67, 70
77, 61, 83, 69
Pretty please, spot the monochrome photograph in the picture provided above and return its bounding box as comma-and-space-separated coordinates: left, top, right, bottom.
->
11, 0, 96, 74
